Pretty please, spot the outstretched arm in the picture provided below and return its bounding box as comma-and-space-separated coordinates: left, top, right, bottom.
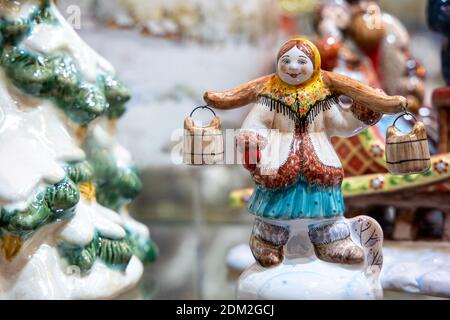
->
324, 98, 382, 137
203, 74, 274, 110
322, 71, 407, 114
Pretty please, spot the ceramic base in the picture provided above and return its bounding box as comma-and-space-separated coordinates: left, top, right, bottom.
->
229, 241, 450, 299
237, 258, 380, 300
235, 216, 383, 300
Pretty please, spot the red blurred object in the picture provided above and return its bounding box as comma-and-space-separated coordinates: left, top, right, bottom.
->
243, 142, 261, 171
316, 36, 341, 71
280, 15, 298, 35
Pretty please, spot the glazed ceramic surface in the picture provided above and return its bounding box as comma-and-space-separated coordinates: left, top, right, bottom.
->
203, 37, 406, 300
316, 1, 425, 112
0, 0, 156, 299
237, 216, 383, 300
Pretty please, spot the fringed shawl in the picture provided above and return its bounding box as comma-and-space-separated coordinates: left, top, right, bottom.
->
256, 73, 337, 128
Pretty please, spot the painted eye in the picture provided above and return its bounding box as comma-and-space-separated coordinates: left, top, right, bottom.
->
299, 59, 307, 65
282, 59, 290, 64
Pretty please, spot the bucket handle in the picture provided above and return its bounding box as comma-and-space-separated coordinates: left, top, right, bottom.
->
392, 109, 417, 128
190, 105, 216, 118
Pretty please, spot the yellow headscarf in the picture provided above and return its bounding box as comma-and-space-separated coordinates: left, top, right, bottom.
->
257, 37, 334, 124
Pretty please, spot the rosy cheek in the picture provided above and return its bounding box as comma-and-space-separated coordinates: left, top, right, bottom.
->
300, 66, 308, 74
279, 65, 288, 74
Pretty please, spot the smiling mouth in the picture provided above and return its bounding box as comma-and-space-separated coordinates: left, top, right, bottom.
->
288, 73, 300, 78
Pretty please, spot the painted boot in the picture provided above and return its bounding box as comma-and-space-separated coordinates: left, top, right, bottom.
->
308, 220, 364, 265
250, 218, 289, 268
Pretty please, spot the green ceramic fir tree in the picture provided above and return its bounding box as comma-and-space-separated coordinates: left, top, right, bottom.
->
0, 0, 156, 299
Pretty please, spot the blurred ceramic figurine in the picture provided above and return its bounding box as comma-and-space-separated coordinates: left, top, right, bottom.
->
314, 0, 425, 114
428, 0, 450, 85
204, 38, 406, 299
429, 0, 450, 155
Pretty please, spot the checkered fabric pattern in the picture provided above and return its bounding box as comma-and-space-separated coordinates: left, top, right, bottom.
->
332, 136, 387, 176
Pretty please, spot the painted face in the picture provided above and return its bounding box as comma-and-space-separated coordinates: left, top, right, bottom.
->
277, 46, 314, 86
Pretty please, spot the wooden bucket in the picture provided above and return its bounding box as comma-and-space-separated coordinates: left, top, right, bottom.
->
183, 106, 224, 165
386, 113, 431, 175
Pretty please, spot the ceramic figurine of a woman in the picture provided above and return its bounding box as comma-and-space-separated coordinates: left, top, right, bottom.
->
204, 38, 406, 299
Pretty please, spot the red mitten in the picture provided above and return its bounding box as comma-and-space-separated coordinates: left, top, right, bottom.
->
243, 142, 261, 171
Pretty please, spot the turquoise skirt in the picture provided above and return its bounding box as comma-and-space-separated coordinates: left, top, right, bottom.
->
248, 174, 344, 220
